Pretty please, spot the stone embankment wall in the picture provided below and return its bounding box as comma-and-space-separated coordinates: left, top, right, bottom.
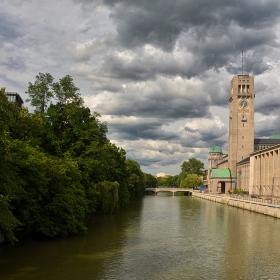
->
192, 192, 280, 218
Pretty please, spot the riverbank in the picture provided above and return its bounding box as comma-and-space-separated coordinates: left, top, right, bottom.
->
192, 192, 280, 218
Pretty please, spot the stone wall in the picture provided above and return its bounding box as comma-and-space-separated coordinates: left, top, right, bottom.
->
192, 192, 280, 218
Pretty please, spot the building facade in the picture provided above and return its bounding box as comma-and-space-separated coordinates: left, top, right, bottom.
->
228, 75, 255, 176
208, 75, 280, 195
6, 92, 24, 108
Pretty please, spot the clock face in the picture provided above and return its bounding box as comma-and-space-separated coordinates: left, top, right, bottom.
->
239, 99, 248, 109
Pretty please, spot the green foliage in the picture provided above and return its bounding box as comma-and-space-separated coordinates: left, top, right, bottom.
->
25, 73, 54, 113
96, 181, 119, 214
145, 173, 157, 188
181, 158, 204, 176
12, 142, 88, 237
156, 177, 167, 186
52, 75, 83, 106
156, 175, 179, 187
0, 195, 21, 244
179, 174, 202, 188
0, 89, 24, 242
233, 189, 244, 195
166, 175, 179, 187
0, 73, 146, 242
178, 158, 204, 186
126, 159, 145, 198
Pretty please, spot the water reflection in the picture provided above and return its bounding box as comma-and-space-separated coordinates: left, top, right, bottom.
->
1, 196, 280, 279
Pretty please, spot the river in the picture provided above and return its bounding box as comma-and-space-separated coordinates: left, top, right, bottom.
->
1, 195, 280, 279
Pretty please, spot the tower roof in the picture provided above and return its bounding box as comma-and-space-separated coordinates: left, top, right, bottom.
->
269, 132, 280, 139
209, 145, 222, 154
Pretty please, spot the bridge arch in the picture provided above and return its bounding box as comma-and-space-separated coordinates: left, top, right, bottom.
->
145, 187, 193, 196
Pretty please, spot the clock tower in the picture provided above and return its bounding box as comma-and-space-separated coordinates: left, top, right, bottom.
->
228, 75, 254, 177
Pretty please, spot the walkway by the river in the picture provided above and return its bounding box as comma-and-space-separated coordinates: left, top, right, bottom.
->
192, 191, 280, 218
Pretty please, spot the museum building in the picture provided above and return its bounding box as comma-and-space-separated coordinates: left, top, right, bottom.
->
207, 75, 280, 197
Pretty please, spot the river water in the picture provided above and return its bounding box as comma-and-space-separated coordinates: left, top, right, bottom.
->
1, 195, 280, 280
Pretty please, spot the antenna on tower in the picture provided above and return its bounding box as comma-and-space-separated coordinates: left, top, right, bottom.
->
242, 50, 244, 75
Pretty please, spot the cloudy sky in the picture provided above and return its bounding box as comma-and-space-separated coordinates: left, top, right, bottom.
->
1, 0, 280, 175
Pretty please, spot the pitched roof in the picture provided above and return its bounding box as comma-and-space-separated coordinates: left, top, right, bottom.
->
254, 138, 280, 145
237, 156, 250, 165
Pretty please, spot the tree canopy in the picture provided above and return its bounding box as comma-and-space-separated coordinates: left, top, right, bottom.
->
180, 174, 202, 188
0, 74, 146, 243
180, 158, 204, 176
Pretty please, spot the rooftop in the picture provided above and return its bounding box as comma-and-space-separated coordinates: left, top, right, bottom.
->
209, 145, 222, 154
211, 168, 234, 178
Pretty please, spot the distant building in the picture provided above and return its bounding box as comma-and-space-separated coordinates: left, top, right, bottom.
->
155, 172, 171, 178
6, 92, 24, 108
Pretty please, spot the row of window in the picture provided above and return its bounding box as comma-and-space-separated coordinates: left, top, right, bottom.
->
7, 95, 17, 102
254, 145, 273, 151
238, 85, 250, 93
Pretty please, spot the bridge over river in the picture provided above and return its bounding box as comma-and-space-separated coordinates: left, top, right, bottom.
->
145, 187, 193, 196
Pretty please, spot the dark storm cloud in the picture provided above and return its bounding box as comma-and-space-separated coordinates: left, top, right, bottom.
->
180, 127, 227, 148
254, 80, 280, 115
255, 115, 280, 138
180, 137, 226, 150
73, 0, 280, 89
184, 28, 277, 75
255, 93, 280, 115
3, 56, 26, 71
97, 92, 211, 119
0, 14, 21, 43
3, 0, 280, 173
135, 156, 184, 168
106, 119, 179, 141
103, 0, 280, 55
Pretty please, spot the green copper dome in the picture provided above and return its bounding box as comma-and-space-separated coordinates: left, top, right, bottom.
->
269, 132, 280, 139
209, 145, 222, 154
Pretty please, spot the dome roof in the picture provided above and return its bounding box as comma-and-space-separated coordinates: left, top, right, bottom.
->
209, 145, 222, 154
269, 132, 280, 139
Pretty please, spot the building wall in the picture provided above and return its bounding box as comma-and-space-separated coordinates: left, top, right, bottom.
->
218, 160, 228, 169
250, 144, 280, 197
236, 162, 250, 192
208, 178, 232, 194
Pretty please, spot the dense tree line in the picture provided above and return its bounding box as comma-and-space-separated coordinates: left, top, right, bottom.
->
155, 158, 204, 188
0, 74, 146, 243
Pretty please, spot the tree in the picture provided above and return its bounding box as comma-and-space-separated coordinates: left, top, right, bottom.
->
52, 75, 83, 106
156, 177, 168, 187
178, 158, 204, 187
180, 174, 202, 188
96, 181, 119, 214
25, 73, 54, 113
0, 88, 23, 243
166, 175, 179, 187
180, 158, 204, 176
12, 142, 88, 237
145, 173, 157, 188
1, 73, 149, 242
126, 159, 145, 198
0, 196, 21, 243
